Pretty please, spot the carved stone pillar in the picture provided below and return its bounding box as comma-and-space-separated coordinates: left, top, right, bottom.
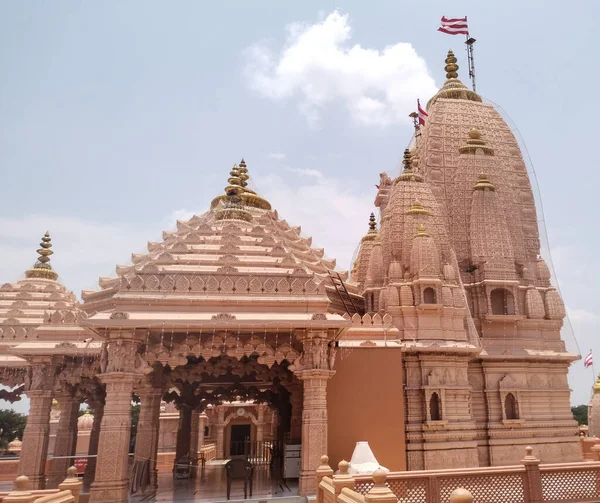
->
83, 401, 104, 489
174, 405, 192, 463
296, 369, 334, 495
215, 405, 226, 459
133, 386, 162, 491
292, 329, 336, 496
19, 363, 58, 489
19, 390, 54, 489
47, 393, 80, 488
89, 373, 138, 503
289, 382, 303, 442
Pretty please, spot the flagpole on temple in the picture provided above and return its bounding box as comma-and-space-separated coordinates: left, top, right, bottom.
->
465, 18, 477, 92
408, 111, 419, 139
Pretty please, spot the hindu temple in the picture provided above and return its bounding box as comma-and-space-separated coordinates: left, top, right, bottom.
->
0, 50, 580, 502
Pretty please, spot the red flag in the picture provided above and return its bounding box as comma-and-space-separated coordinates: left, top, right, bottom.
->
438, 16, 469, 36
585, 351, 594, 368
417, 99, 428, 126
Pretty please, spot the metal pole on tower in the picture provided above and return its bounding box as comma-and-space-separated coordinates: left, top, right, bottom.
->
409, 111, 420, 138
464, 17, 477, 92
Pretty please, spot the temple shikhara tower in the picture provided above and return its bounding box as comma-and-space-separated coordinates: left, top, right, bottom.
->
0, 50, 580, 502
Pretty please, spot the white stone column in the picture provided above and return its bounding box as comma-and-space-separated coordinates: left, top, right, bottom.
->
47, 394, 79, 488
215, 406, 226, 459
198, 412, 208, 451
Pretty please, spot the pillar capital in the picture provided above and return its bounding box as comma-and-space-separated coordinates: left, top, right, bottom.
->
294, 369, 335, 381
24, 362, 59, 393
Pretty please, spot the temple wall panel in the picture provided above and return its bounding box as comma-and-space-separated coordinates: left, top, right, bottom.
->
327, 347, 406, 471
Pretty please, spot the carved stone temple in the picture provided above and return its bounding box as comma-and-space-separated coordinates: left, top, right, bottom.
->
0, 50, 580, 502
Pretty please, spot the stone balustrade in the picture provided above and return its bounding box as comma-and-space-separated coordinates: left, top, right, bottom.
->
316, 447, 600, 503
0, 466, 82, 503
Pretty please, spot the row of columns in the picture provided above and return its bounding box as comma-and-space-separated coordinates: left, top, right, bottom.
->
18, 330, 336, 500
18, 387, 105, 492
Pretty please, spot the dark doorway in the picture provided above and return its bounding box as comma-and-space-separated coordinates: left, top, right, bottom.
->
230, 424, 251, 456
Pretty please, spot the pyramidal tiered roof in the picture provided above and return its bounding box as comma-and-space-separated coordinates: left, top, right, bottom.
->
0, 233, 89, 348
83, 160, 352, 330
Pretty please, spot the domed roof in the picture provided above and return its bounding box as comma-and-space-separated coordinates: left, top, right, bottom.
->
0, 233, 91, 348
77, 410, 94, 430
82, 160, 353, 330
7, 439, 22, 452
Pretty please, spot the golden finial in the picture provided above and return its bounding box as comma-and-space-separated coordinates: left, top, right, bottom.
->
368, 213, 377, 233
594, 373, 600, 393
445, 49, 459, 79
406, 199, 431, 215
396, 148, 423, 183
237, 158, 249, 188
426, 49, 481, 108
402, 148, 412, 171
473, 173, 496, 191
225, 164, 243, 196
415, 224, 430, 238
25, 232, 58, 280
459, 127, 494, 155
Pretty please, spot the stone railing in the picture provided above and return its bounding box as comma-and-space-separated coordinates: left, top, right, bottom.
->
199, 443, 216, 462
316, 447, 600, 503
0, 467, 82, 503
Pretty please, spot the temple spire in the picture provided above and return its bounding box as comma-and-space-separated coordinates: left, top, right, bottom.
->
25, 232, 58, 280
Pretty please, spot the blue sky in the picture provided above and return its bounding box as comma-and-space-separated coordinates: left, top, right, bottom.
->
1, 1, 598, 412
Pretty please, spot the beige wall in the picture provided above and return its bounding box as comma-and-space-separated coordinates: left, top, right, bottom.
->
327, 347, 406, 471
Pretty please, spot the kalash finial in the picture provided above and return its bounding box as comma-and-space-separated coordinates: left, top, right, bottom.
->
368, 212, 377, 233
225, 164, 243, 196
237, 158, 249, 188
25, 232, 58, 280
473, 173, 496, 191
445, 49, 459, 80
396, 148, 423, 183
415, 223, 430, 238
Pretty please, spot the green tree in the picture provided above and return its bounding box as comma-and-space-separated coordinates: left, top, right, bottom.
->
572, 404, 588, 425
0, 410, 27, 449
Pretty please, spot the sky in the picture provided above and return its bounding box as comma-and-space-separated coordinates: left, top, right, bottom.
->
0, 1, 599, 413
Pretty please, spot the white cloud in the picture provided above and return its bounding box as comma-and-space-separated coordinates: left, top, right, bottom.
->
267, 153, 286, 160
244, 11, 438, 127
283, 166, 325, 179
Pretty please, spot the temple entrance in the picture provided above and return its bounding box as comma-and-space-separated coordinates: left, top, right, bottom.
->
134, 351, 304, 501
229, 424, 251, 456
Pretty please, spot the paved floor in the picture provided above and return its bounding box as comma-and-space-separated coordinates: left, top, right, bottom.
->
128, 465, 300, 503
